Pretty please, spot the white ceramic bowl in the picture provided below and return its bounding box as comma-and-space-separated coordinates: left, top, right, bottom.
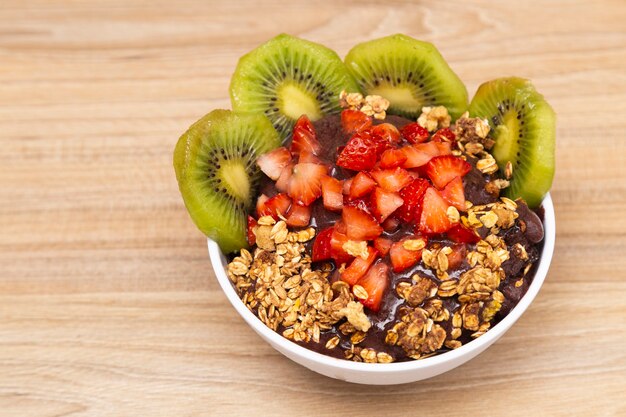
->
208, 194, 555, 385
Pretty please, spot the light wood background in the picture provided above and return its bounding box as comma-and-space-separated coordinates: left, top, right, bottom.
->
1, 1, 625, 416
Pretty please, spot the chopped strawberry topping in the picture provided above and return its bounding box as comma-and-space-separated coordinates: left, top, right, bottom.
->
342, 177, 353, 195
298, 150, 325, 165
357, 262, 390, 312
257, 147, 292, 181
424, 155, 471, 189
342, 206, 383, 241
400, 122, 429, 144
371, 187, 404, 223
373, 237, 393, 257
446, 224, 480, 244
330, 228, 353, 265
275, 163, 293, 193
256, 193, 292, 220
247, 215, 257, 246
320, 176, 343, 211
312, 227, 334, 262
285, 203, 311, 227
336, 131, 379, 171
370, 167, 413, 192
440, 176, 465, 210
401, 141, 452, 168
291, 115, 321, 155
371, 123, 401, 144
379, 148, 407, 169
419, 187, 452, 234
287, 162, 327, 206
447, 243, 467, 270
397, 178, 430, 223
381, 216, 400, 232
349, 171, 376, 198
432, 127, 456, 146
343, 196, 373, 215
389, 237, 426, 273
341, 246, 378, 285
341, 109, 372, 134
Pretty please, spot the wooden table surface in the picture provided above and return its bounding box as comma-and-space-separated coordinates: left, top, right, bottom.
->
2, 1, 625, 416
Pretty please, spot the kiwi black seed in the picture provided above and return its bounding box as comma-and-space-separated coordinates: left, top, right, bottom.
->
173, 109, 280, 253
469, 77, 555, 208
344, 34, 468, 120
229, 33, 360, 141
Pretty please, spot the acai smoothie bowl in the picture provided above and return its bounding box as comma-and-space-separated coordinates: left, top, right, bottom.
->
174, 34, 556, 384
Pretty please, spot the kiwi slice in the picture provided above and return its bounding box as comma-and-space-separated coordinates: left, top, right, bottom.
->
344, 34, 468, 120
229, 33, 360, 140
469, 77, 555, 208
173, 109, 280, 253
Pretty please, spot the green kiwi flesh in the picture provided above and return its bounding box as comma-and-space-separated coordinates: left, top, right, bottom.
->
469, 77, 555, 208
229, 33, 360, 141
344, 34, 468, 120
173, 109, 280, 253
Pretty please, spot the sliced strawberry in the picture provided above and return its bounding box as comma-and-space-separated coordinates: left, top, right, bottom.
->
370, 167, 413, 192
298, 150, 324, 165
440, 176, 465, 210
425, 155, 472, 189
287, 162, 327, 206
357, 262, 390, 312
419, 187, 452, 234
342, 206, 383, 241
446, 223, 480, 244
371, 133, 394, 155
432, 127, 456, 146
401, 141, 452, 168
371, 187, 404, 222
342, 177, 353, 195
373, 237, 393, 257
447, 243, 467, 270
336, 131, 379, 171
247, 215, 257, 246
397, 178, 430, 223
330, 228, 353, 265
381, 216, 400, 232
341, 109, 372, 134
343, 196, 373, 215
389, 237, 426, 273
379, 148, 407, 169
349, 171, 376, 198
372, 123, 401, 144
275, 163, 294, 193
335, 220, 347, 234
285, 204, 311, 227
291, 115, 321, 156
320, 176, 343, 211
257, 147, 292, 181
400, 122, 429, 144
312, 227, 334, 262
257, 193, 292, 220
341, 246, 378, 285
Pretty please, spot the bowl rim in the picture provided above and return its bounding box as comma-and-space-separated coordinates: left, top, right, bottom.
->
209, 193, 555, 373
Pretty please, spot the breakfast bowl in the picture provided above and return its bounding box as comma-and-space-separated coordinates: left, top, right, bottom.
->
208, 194, 555, 385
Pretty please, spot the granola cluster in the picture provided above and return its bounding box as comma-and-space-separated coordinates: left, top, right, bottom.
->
339, 90, 390, 120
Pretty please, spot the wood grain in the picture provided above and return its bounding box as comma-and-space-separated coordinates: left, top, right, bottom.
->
1, 0, 625, 415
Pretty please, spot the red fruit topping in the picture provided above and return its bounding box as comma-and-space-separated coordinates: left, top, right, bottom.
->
400, 122, 429, 144
432, 127, 456, 145
275, 163, 293, 193
379, 148, 408, 169
349, 171, 377, 198
298, 150, 324, 165
440, 176, 465, 211
287, 162, 327, 206
257, 147, 292, 181
342, 206, 383, 241
419, 187, 452, 234
371, 187, 404, 222
335, 220, 347, 234
330, 228, 353, 265
257, 193, 292, 220
389, 237, 426, 273
343, 196, 373, 215
446, 223, 480, 244
447, 243, 467, 270
425, 155, 471, 189
312, 227, 334, 262
247, 215, 257, 246
320, 176, 343, 211
397, 178, 430, 223
341, 246, 378, 285
401, 141, 452, 168
342, 177, 353, 195
291, 115, 321, 155
370, 167, 413, 192
381, 216, 401, 232
372, 123, 401, 144
341, 109, 372, 134
336, 131, 379, 171
285, 204, 311, 227
357, 262, 390, 312
373, 237, 393, 257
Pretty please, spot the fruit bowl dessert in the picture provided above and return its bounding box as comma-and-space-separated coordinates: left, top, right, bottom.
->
174, 34, 556, 383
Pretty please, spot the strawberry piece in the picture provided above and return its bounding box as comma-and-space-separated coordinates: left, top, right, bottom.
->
342, 177, 353, 195
298, 150, 325, 165
342, 206, 383, 241
401, 141, 452, 168
343, 196, 373, 215
446, 223, 480, 244
400, 122, 429, 144
440, 176, 465, 210
432, 127, 456, 146
257, 147, 292, 181
320, 176, 343, 211
287, 162, 327, 206
372, 123, 401, 144
419, 187, 452, 234
257, 193, 292, 220
291, 115, 321, 156
312, 227, 334, 262
341, 109, 372, 134
330, 228, 353, 265
424, 155, 471, 189
341, 246, 378, 285
285, 204, 311, 227
275, 163, 294, 193
381, 216, 400, 232
389, 237, 426, 273
336, 131, 379, 171
447, 243, 467, 270
349, 171, 376, 198
371, 187, 404, 222
335, 220, 347, 234
247, 215, 257, 246
373, 237, 393, 257
357, 262, 390, 312
379, 148, 407, 169
370, 167, 413, 192
397, 178, 430, 223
